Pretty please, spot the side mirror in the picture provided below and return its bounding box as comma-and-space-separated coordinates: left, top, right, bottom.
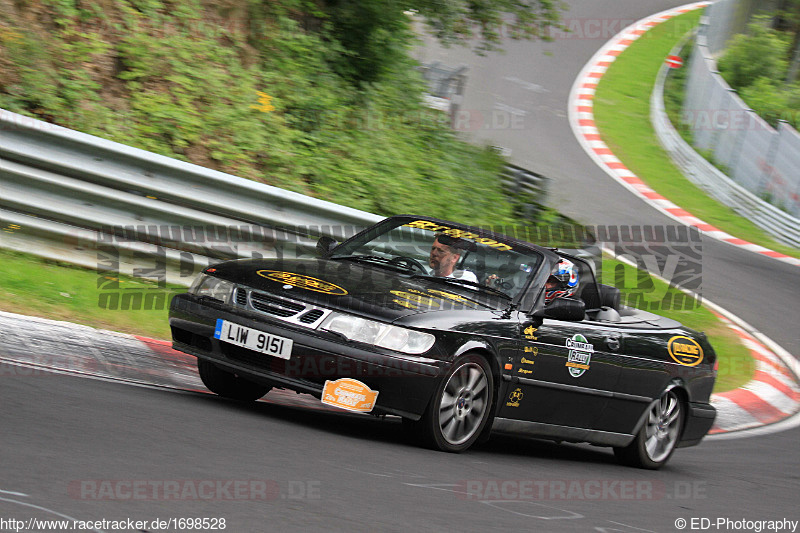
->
316, 236, 338, 257
544, 298, 586, 321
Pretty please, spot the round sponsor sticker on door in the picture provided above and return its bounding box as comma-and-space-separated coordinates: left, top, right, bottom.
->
668, 336, 704, 366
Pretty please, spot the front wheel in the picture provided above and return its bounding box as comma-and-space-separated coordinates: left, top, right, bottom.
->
197, 359, 271, 402
412, 353, 494, 453
614, 389, 684, 469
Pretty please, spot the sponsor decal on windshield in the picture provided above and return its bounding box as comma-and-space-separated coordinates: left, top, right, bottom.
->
256, 270, 348, 295
668, 336, 704, 367
404, 220, 513, 251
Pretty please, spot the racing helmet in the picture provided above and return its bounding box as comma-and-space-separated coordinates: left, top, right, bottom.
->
545, 258, 579, 304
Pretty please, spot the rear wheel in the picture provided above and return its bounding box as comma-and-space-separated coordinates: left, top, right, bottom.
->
197, 359, 271, 401
412, 353, 494, 453
614, 389, 684, 469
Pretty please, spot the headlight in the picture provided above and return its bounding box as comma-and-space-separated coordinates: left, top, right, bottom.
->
320, 313, 435, 355
188, 274, 235, 303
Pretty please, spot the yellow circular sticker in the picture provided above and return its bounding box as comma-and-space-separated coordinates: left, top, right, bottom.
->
668, 336, 704, 367
256, 270, 348, 295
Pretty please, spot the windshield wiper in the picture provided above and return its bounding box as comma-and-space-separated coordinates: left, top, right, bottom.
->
411, 275, 512, 300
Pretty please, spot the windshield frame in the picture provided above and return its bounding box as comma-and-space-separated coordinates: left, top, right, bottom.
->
329, 215, 548, 304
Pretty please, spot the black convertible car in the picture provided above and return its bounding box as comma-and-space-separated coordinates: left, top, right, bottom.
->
169, 215, 716, 469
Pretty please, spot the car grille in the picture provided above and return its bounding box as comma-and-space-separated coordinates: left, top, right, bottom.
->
233, 288, 332, 329
250, 292, 305, 317
235, 288, 248, 306
299, 309, 325, 324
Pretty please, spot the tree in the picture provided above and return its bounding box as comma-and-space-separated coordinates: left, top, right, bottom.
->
717, 16, 789, 91
320, 0, 568, 83
411, 0, 568, 51
773, 0, 800, 81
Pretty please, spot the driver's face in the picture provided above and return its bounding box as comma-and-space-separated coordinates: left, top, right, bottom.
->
429, 239, 460, 276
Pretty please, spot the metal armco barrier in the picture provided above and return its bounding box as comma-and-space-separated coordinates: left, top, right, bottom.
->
679, 0, 800, 221
0, 108, 554, 287
500, 164, 549, 222
0, 108, 380, 286
652, 37, 800, 249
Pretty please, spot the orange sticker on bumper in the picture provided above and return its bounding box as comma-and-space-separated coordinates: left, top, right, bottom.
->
321, 378, 379, 413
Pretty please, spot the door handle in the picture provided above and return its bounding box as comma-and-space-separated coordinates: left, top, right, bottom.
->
604, 335, 621, 352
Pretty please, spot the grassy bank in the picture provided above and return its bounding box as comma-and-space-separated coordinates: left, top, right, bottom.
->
592, 9, 800, 259
0, 0, 513, 227
0, 249, 175, 339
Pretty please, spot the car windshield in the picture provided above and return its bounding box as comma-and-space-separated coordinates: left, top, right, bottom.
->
330, 218, 544, 300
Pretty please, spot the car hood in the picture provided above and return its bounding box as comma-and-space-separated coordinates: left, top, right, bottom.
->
207, 258, 504, 321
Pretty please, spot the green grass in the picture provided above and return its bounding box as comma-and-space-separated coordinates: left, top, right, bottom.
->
593, 9, 800, 259
600, 256, 754, 393
0, 248, 176, 340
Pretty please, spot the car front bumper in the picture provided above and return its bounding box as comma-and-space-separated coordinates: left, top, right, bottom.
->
678, 401, 717, 448
169, 294, 444, 419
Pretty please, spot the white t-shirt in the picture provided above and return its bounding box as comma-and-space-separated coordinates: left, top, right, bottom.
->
448, 270, 478, 284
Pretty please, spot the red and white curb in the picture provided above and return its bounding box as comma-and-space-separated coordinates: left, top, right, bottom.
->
606, 247, 800, 435
568, 1, 800, 267
708, 311, 800, 434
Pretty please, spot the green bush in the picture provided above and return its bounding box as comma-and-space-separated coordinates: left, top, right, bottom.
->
0, 0, 517, 227
717, 15, 800, 129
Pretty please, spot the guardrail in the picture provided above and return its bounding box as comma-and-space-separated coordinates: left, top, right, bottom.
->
0, 105, 560, 290
651, 36, 800, 249
0, 108, 381, 286
500, 163, 549, 222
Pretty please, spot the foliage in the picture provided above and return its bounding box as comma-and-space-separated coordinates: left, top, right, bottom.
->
739, 76, 800, 129
717, 15, 800, 128
411, 0, 568, 52
663, 38, 693, 142
0, 0, 558, 227
717, 17, 789, 90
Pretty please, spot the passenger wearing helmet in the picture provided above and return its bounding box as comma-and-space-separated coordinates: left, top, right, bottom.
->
545, 258, 579, 304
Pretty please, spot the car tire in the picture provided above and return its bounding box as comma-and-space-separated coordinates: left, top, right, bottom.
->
413, 353, 494, 453
197, 359, 271, 402
614, 388, 684, 469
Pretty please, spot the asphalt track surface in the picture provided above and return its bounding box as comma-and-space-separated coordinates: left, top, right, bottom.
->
2, 1, 799, 531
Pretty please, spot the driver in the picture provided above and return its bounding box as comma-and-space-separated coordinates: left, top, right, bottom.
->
429, 234, 478, 283
545, 258, 579, 304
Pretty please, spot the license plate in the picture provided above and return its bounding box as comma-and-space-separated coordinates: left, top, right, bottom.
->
214, 319, 293, 360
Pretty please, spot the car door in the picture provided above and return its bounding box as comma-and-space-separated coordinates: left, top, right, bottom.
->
591, 325, 678, 435
497, 316, 624, 432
